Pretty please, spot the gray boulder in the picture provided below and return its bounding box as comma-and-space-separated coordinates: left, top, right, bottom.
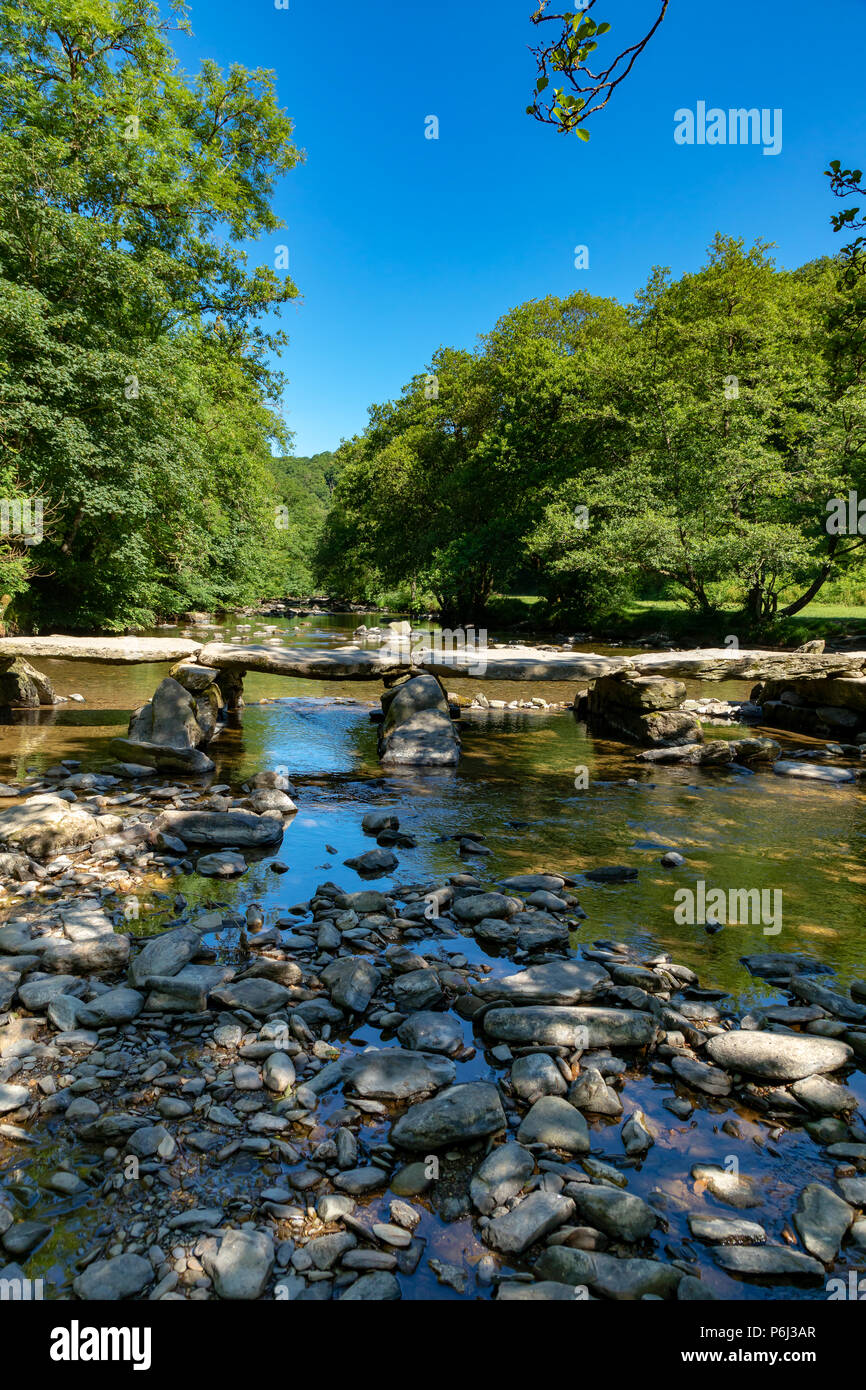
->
204, 1229, 274, 1300
391, 1082, 506, 1151
73, 1253, 153, 1301
706, 1031, 853, 1082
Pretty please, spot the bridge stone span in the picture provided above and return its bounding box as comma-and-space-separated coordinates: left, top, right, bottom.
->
196, 642, 866, 684
1, 634, 865, 682
0, 636, 200, 664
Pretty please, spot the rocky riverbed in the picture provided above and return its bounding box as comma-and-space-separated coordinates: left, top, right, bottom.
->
1, 759, 865, 1302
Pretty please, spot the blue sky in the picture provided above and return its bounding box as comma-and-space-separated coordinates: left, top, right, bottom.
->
175, 0, 866, 456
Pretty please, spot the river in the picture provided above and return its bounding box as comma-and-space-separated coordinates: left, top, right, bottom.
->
2, 611, 864, 1302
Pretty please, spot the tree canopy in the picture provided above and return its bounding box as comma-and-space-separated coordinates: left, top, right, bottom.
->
0, 0, 300, 629
315, 228, 866, 632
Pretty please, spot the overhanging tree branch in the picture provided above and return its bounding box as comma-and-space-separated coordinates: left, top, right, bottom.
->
527, 1, 669, 138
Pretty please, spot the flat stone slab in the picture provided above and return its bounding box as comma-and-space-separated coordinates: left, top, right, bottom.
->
483, 1006, 656, 1049
0, 636, 200, 664
772, 761, 856, 783
198, 642, 624, 682
197, 641, 866, 684
473, 960, 609, 1006
152, 809, 284, 846
712, 1245, 824, 1278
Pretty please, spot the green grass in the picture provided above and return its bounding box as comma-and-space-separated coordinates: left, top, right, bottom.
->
620, 598, 866, 644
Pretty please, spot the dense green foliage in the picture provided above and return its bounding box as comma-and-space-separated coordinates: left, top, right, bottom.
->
269, 451, 339, 595
0, 0, 301, 630
316, 230, 866, 631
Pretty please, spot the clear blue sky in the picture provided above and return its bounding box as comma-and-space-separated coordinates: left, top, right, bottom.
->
175, 0, 866, 457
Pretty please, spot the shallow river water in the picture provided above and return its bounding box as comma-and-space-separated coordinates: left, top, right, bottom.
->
2, 612, 865, 1301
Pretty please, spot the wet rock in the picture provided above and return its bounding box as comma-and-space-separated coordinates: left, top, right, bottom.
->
79, 986, 144, 1026
344, 848, 398, 875
691, 1164, 763, 1209
510, 1053, 567, 1104
583, 865, 638, 882
392, 970, 444, 1012
333, 1167, 389, 1194
671, 1055, 732, 1097
517, 1096, 589, 1154
713, 1245, 824, 1278
793, 1183, 854, 1263
621, 1110, 654, 1157
391, 1082, 506, 1151
789, 975, 866, 1023
204, 1228, 274, 1299
453, 892, 517, 924
2, 1220, 51, 1256
687, 1215, 767, 1244
706, 1031, 853, 1082
838, 1177, 866, 1204
0, 794, 98, 858
263, 1052, 296, 1093
484, 1191, 575, 1254
483, 1006, 655, 1049
473, 918, 520, 946
127, 1124, 176, 1160
108, 736, 215, 774
470, 1142, 535, 1214
339, 1272, 401, 1299
790, 1075, 858, 1116
144, 969, 210, 1012
536, 1246, 682, 1300
497, 1280, 578, 1300
321, 957, 381, 1013
342, 1049, 455, 1101
17, 974, 81, 1011
568, 1186, 656, 1241
772, 761, 855, 783
193, 849, 246, 878
499, 873, 566, 893
308, 1232, 356, 1269
153, 809, 283, 847
473, 960, 609, 1006
210, 979, 291, 1017
568, 1067, 622, 1116
397, 1011, 463, 1055
248, 790, 296, 815
128, 927, 200, 990
41, 934, 130, 974
362, 809, 400, 834
378, 674, 460, 767
73, 1253, 154, 1301
0, 657, 57, 708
